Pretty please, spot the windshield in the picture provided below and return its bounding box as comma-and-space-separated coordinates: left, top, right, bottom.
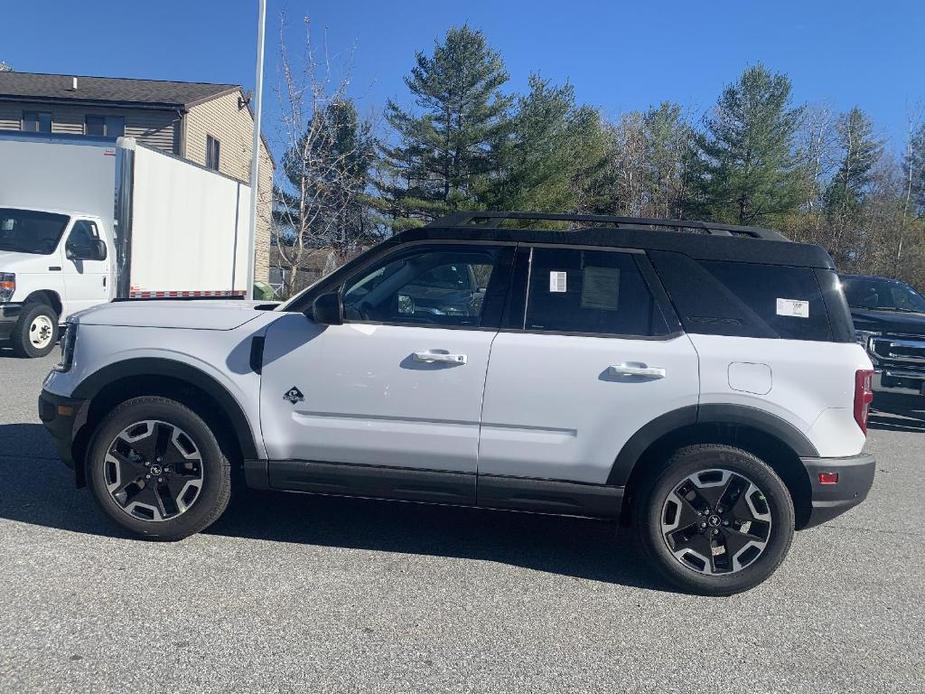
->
842, 276, 925, 313
0, 208, 70, 255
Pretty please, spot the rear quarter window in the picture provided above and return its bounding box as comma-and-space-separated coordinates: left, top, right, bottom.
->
648, 251, 835, 341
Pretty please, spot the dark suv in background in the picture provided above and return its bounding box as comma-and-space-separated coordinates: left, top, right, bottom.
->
842, 274, 925, 397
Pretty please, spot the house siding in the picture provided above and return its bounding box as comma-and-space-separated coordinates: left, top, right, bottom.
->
0, 101, 179, 153
184, 90, 273, 283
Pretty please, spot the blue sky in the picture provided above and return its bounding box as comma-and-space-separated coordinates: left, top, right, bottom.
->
4, 0, 924, 158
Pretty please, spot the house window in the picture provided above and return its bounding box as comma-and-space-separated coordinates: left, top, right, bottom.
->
22, 111, 52, 133
85, 115, 125, 138
206, 135, 221, 171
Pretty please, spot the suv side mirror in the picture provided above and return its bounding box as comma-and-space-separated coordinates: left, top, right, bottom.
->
311, 292, 343, 325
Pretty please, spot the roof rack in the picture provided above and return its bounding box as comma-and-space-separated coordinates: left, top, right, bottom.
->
425, 211, 788, 241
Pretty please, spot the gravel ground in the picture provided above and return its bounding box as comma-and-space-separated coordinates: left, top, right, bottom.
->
0, 350, 923, 693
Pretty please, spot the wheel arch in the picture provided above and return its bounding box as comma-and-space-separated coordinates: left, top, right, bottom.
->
23, 289, 63, 317
612, 404, 817, 529
71, 358, 258, 487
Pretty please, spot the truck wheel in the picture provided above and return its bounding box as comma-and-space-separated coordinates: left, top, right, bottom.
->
634, 444, 795, 596
87, 396, 232, 540
11, 303, 59, 358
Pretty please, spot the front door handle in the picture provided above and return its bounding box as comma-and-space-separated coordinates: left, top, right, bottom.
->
608, 362, 666, 379
412, 350, 468, 365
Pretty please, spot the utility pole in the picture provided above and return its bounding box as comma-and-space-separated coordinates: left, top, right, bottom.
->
245, 0, 267, 298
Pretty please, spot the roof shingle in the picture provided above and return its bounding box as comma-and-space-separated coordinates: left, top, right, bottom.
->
0, 71, 240, 108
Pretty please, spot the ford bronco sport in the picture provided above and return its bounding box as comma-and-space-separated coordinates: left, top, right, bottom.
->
40, 212, 876, 595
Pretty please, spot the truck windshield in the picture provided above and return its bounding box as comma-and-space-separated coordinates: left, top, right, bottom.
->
0, 208, 70, 255
842, 276, 925, 313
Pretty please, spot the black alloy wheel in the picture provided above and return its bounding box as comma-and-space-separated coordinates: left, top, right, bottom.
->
103, 419, 205, 522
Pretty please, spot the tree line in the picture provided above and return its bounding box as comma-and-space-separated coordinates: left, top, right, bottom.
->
273, 24, 925, 296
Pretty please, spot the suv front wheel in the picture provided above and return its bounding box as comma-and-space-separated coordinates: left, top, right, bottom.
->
87, 396, 232, 540
635, 444, 795, 596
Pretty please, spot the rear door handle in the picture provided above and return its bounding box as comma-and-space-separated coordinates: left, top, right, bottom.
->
608, 362, 666, 379
412, 350, 468, 365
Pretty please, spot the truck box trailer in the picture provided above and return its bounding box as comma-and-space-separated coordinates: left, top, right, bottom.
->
0, 132, 252, 356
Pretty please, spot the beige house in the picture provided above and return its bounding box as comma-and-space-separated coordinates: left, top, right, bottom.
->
0, 71, 273, 282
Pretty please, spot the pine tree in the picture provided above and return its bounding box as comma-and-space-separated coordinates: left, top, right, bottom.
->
378, 25, 512, 228
642, 102, 697, 219
274, 98, 377, 296
492, 75, 607, 212
278, 99, 377, 246
907, 121, 925, 215
694, 64, 802, 225
824, 107, 883, 220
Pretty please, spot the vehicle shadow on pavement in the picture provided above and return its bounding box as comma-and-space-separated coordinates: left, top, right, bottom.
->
869, 395, 925, 433
0, 423, 672, 592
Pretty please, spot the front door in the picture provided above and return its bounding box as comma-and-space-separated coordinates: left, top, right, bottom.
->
62, 219, 109, 316
259, 244, 514, 487
478, 246, 700, 486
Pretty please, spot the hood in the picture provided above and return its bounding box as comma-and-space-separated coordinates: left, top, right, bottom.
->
851, 307, 925, 336
0, 249, 53, 272
73, 300, 267, 331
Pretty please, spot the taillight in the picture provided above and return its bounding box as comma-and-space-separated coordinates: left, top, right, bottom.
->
854, 369, 874, 434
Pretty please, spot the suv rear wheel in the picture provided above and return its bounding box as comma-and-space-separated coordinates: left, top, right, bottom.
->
87, 396, 232, 540
634, 444, 795, 596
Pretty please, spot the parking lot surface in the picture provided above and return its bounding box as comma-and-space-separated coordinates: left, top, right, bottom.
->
1, 350, 923, 693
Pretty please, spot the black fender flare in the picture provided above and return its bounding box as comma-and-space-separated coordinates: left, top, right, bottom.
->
607, 403, 819, 486
72, 357, 259, 460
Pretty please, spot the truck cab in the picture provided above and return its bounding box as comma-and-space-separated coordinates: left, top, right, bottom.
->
0, 206, 113, 357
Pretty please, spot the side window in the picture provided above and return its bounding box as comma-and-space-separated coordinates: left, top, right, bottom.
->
342, 246, 506, 328
22, 111, 52, 133
524, 247, 669, 336
649, 251, 833, 341
66, 220, 99, 256
86, 115, 126, 137
206, 135, 221, 171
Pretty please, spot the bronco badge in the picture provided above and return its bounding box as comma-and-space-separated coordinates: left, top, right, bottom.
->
283, 387, 304, 404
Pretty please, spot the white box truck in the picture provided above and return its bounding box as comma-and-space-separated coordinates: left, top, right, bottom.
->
0, 132, 252, 356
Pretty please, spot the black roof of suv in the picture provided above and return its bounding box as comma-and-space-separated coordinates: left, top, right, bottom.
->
383, 211, 836, 269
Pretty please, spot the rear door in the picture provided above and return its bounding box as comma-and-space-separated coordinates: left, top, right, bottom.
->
478, 245, 700, 486
259, 243, 514, 494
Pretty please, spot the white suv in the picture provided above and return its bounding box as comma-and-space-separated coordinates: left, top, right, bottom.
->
40, 212, 876, 595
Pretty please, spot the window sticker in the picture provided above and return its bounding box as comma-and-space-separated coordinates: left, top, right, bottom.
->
549, 271, 568, 293
581, 266, 621, 311
776, 298, 810, 318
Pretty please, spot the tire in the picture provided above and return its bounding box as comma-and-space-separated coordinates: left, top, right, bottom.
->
87, 396, 232, 540
11, 303, 59, 358
633, 444, 795, 596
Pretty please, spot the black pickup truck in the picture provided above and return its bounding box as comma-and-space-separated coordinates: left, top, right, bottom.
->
842, 274, 925, 397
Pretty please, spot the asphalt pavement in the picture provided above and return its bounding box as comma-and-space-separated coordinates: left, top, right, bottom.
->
1, 349, 923, 693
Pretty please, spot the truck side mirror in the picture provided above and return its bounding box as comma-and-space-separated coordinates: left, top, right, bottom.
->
91, 239, 107, 261
311, 292, 343, 326
66, 238, 107, 261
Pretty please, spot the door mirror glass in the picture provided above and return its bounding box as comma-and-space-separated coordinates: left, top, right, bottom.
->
311, 292, 343, 325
